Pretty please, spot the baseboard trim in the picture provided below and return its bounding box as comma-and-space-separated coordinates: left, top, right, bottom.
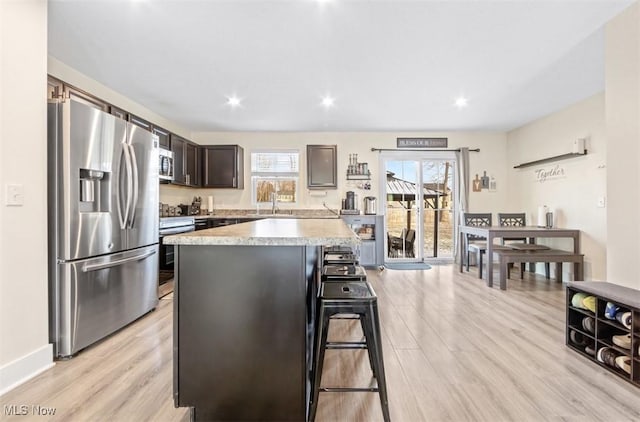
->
0, 344, 54, 397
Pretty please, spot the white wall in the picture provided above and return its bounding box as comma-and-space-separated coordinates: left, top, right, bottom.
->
162, 131, 509, 214
48, 56, 192, 139
605, 3, 640, 289
506, 93, 607, 281
0, 0, 53, 395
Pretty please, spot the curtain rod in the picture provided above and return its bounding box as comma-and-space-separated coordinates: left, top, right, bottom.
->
370, 148, 480, 152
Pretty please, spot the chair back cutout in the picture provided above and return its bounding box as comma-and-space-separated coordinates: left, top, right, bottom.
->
464, 213, 492, 241
498, 212, 527, 243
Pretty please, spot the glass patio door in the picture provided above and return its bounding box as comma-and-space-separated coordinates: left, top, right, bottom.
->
421, 159, 456, 261
381, 152, 456, 263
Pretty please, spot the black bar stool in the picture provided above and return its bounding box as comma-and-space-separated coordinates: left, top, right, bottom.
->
323, 245, 354, 255
323, 252, 358, 265
309, 281, 390, 422
321, 263, 367, 282
321, 263, 368, 326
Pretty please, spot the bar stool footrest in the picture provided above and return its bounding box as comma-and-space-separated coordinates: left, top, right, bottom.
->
326, 341, 367, 349
320, 387, 379, 393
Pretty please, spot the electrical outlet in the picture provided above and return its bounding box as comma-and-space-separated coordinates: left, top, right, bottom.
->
597, 197, 606, 208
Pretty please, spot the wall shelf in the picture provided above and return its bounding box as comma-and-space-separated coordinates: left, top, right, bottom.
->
346, 173, 371, 180
514, 150, 587, 169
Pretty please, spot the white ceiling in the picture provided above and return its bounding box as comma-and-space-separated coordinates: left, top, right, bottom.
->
48, 0, 635, 133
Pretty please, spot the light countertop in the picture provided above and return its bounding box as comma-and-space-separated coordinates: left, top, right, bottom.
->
196, 213, 339, 219
164, 209, 341, 219
163, 218, 360, 246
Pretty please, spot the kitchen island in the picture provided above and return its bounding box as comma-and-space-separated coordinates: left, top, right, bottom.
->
164, 218, 359, 422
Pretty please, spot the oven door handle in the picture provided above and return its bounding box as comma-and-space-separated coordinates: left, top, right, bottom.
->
159, 226, 196, 236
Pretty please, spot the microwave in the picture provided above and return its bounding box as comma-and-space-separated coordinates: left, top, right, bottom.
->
159, 148, 174, 181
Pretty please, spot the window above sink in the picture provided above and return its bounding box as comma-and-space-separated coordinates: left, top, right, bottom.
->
251, 150, 299, 206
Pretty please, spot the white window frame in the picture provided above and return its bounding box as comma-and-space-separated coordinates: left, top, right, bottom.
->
251, 149, 300, 205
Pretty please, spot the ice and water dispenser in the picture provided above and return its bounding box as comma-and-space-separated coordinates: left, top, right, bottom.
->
79, 168, 109, 212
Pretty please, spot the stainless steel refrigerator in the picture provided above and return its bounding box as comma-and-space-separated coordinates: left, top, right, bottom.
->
48, 97, 159, 358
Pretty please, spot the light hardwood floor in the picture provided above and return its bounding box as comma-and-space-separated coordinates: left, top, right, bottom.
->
2, 265, 640, 421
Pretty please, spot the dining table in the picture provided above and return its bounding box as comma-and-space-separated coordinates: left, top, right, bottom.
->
458, 225, 581, 288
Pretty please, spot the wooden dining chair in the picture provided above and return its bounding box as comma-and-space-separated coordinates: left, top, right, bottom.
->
498, 213, 527, 277
465, 213, 513, 279
497, 213, 550, 279
464, 213, 492, 278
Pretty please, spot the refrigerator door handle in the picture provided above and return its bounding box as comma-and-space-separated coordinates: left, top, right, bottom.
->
116, 147, 125, 229
128, 144, 139, 228
117, 145, 133, 230
123, 143, 133, 226
82, 248, 156, 272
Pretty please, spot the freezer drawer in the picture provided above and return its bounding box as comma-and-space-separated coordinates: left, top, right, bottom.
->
51, 245, 159, 357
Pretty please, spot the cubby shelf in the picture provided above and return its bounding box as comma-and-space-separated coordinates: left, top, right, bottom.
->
566, 281, 640, 388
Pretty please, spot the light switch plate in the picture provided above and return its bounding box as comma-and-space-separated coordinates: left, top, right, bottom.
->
5, 184, 24, 206
597, 197, 606, 208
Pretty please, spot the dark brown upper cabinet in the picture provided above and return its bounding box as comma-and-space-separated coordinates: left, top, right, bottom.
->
307, 145, 337, 189
65, 86, 109, 112
129, 114, 152, 131
47, 77, 64, 101
201, 145, 244, 189
185, 142, 200, 186
152, 126, 171, 149
109, 105, 129, 121
171, 134, 200, 187
128, 114, 171, 149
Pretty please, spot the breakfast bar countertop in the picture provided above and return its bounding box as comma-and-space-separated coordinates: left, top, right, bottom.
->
163, 217, 359, 246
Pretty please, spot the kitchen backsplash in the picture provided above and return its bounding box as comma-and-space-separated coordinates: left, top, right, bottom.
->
159, 184, 343, 210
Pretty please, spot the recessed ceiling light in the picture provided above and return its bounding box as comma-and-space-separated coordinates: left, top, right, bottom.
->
454, 97, 468, 108
226, 95, 242, 108
321, 95, 335, 108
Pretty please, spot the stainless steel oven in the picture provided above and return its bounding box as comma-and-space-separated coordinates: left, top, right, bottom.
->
159, 216, 195, 285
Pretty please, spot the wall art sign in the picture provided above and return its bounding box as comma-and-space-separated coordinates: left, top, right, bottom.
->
534, 164, 566, 183
473, 171, 496, 192
397, 137, 448, 148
